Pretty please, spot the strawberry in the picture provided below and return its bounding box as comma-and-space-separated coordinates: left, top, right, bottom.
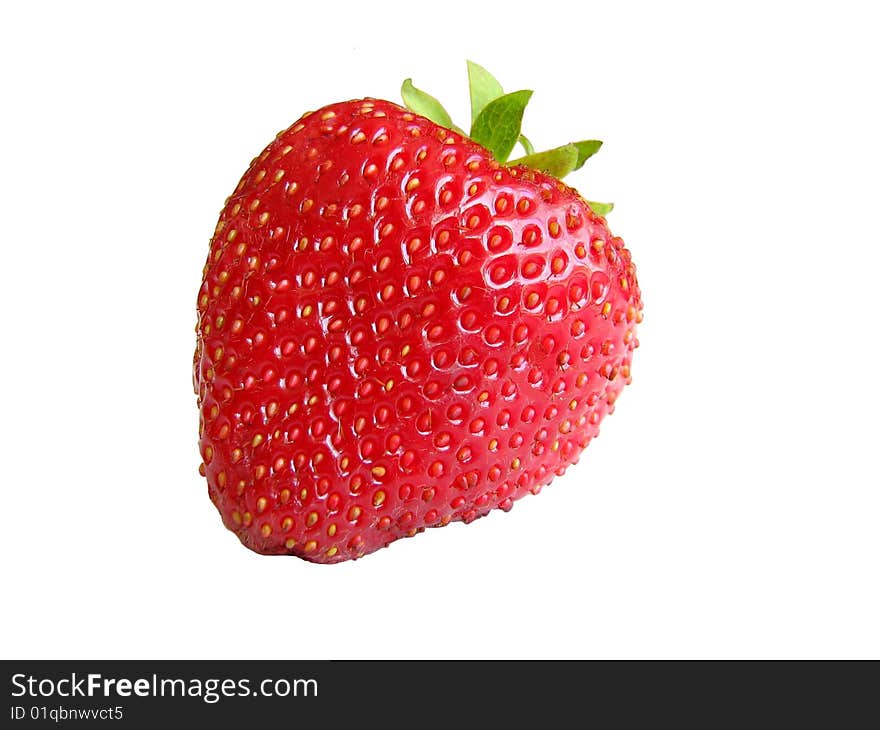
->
195, 62, 642, 563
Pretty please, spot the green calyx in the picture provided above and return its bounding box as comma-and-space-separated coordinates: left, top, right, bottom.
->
400, 61, 613, 215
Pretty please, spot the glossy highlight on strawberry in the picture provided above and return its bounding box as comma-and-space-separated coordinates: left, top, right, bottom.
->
195, 79, 642, 563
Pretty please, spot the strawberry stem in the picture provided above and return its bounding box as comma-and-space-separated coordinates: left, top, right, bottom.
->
518, 134, 536, 157
401, 62, 613, 211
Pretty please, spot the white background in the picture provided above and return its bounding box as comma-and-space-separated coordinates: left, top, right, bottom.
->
2, 1, 878, 659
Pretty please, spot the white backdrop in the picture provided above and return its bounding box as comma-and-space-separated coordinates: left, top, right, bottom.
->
1, 0, 878, 659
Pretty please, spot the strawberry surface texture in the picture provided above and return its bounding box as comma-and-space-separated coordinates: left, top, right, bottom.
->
195, 95, 642, 563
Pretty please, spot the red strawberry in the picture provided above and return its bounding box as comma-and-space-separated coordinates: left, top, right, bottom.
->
195, 64, 642, 562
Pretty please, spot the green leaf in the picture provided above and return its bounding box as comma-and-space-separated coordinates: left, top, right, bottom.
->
572, 140, 603, 170
400, 78, 455, 130
508, 143, 579, 178
467, 60, 505, 128
470, 90, 533, 163
509, 139, 604, 178
518, 134, 535, 156
586, 200, 614, 216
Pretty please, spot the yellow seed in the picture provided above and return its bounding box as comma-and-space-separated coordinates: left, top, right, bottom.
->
511, 457, 521, 469
282, 517, 294, 531
326, 547, 338, 557
261, 524, 272, 538
327, 523, 337, 537
304, 540, 318, 552
256, 497, 267, 513
373, 490, 386, 507
371, 466, 387, 478
251, 434, 264, 447
306, 512, 318, 527
284, 538, 296, 549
